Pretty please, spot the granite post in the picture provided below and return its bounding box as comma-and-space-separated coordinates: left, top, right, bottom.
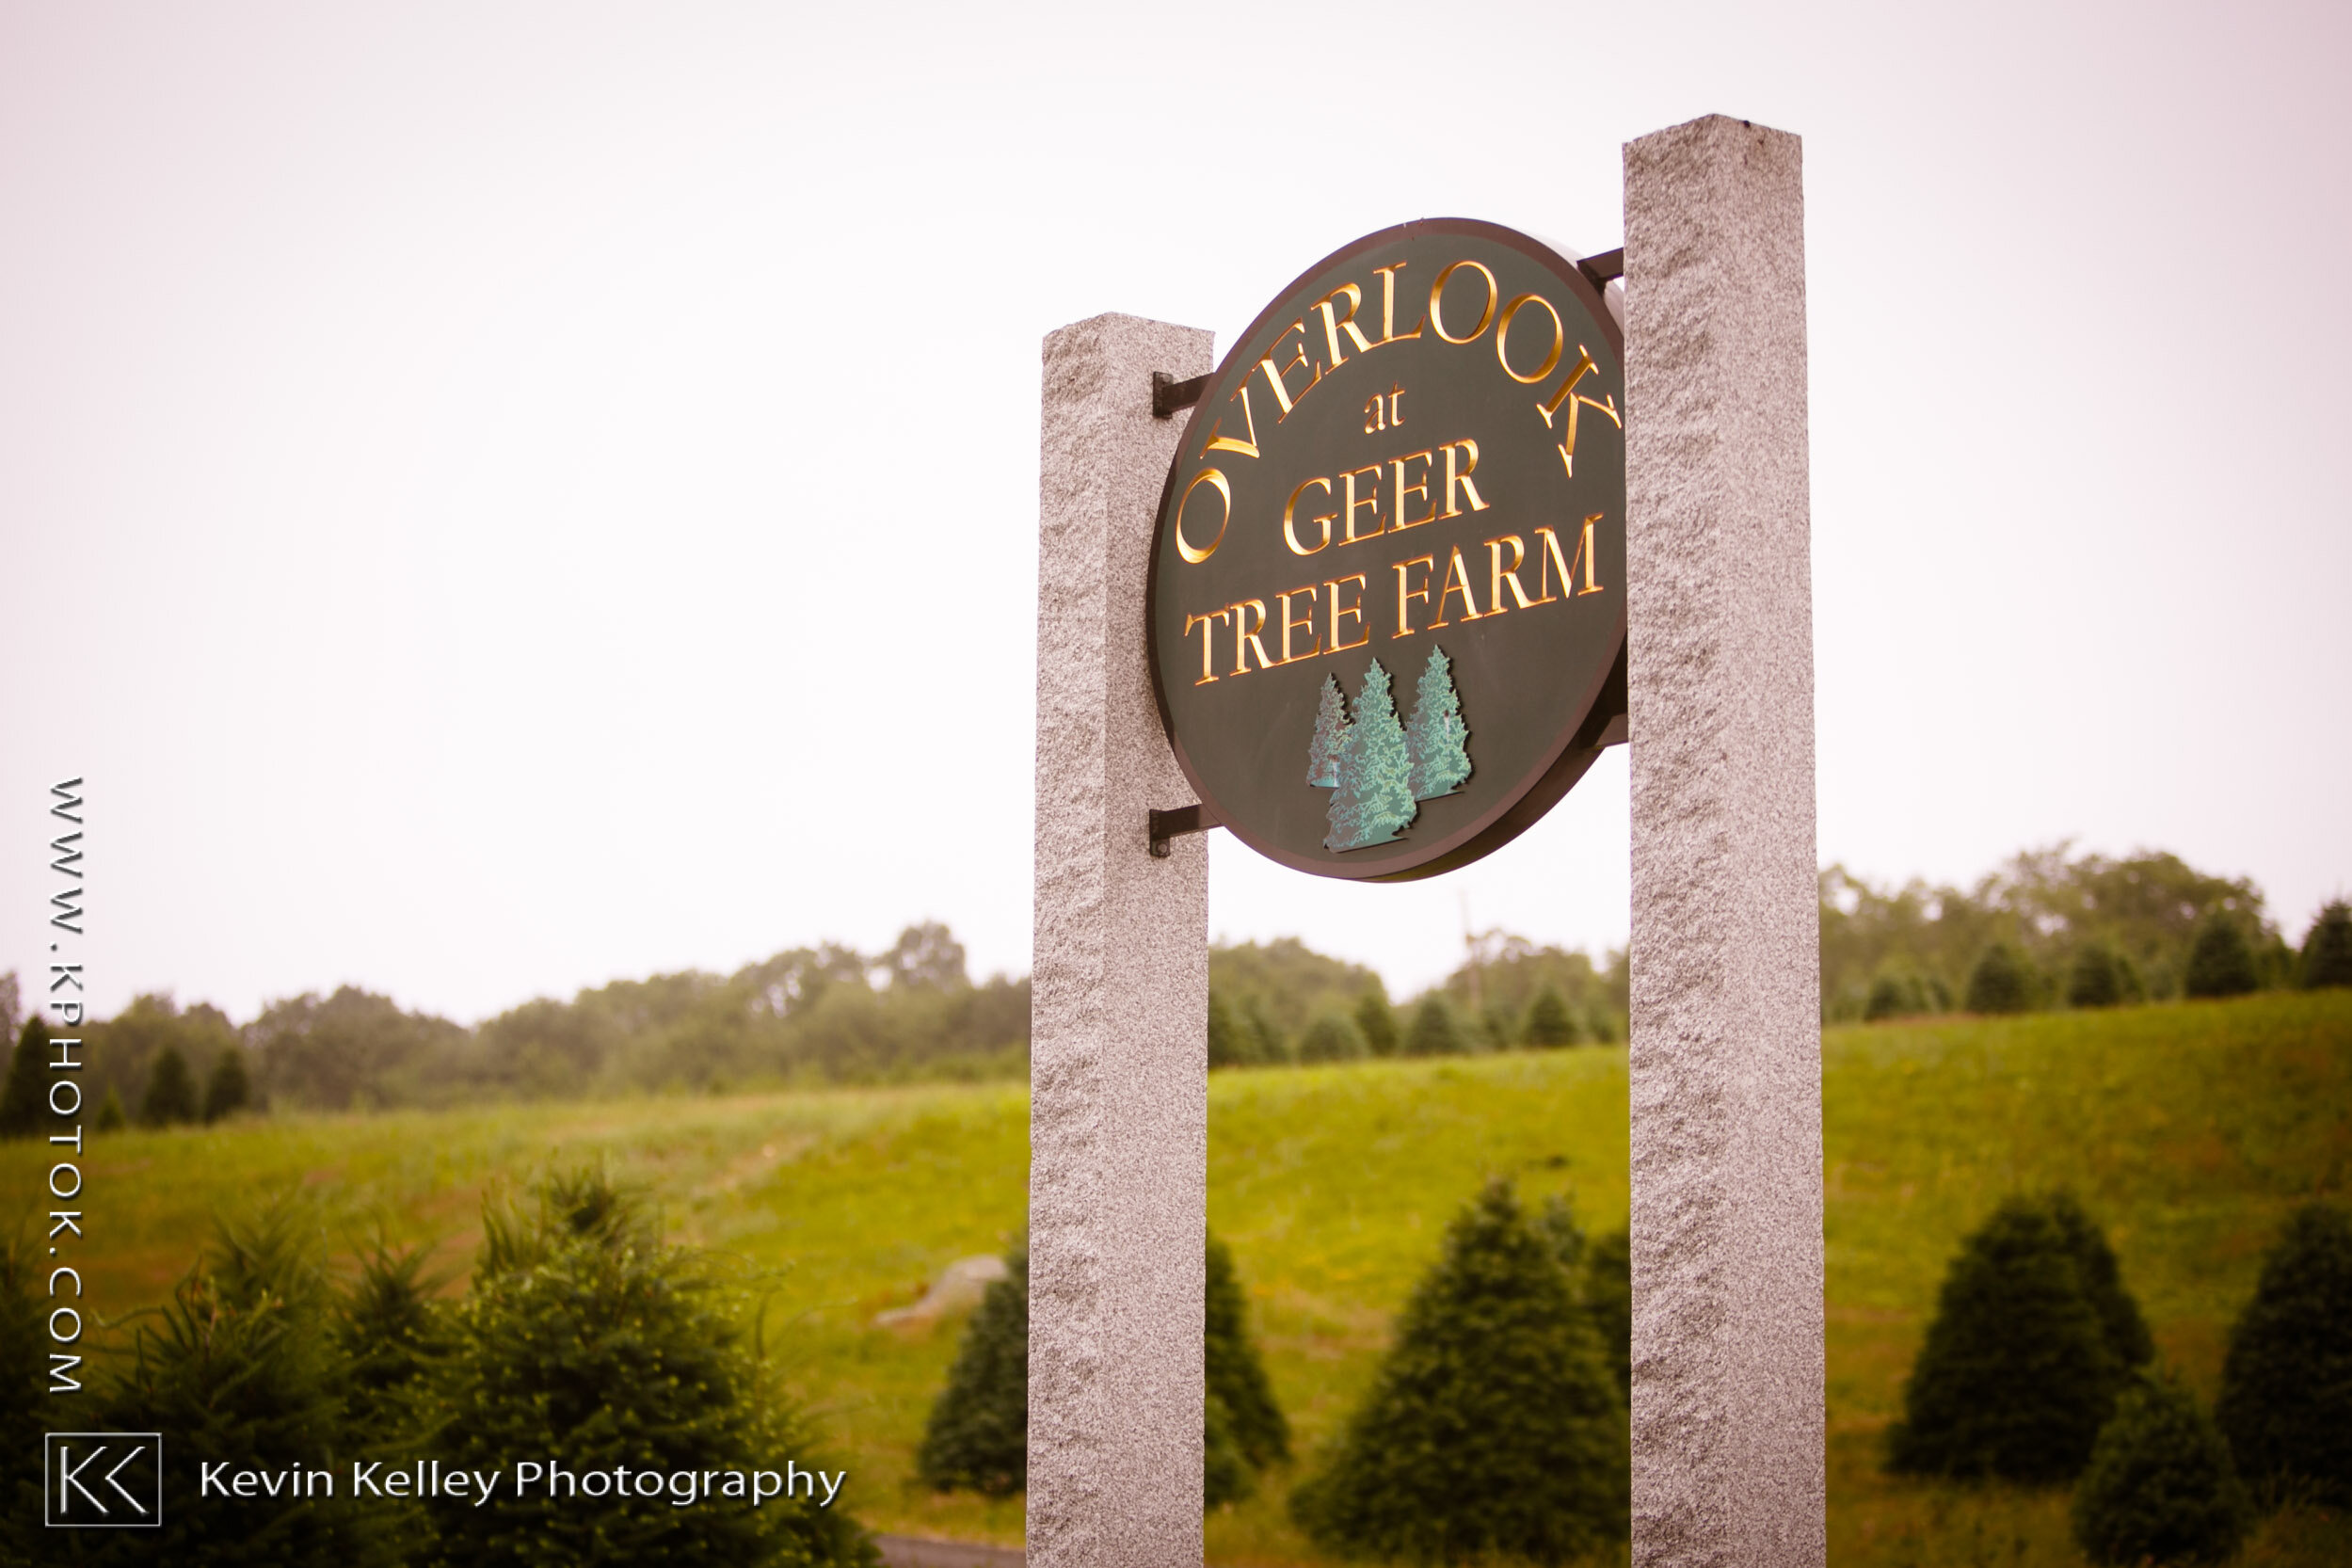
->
1623, 115, 1825, 1567
1029, 312, 1215, 1568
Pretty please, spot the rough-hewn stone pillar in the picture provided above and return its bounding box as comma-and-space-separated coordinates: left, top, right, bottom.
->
1624, 114, 1825, 1567
1029, 312, 1214, 1568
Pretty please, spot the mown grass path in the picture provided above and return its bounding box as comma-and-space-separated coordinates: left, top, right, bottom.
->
7, 990, 2346, 1564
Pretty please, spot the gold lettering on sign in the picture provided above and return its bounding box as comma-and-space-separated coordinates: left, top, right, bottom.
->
1392, 554, 1435, 638
1285, 476, 1336, 556
1387, 383, 1405, 425
1486, 534, 1536, 612
1326, 574, 1370, 650
1390, 450, 1434, 533
1432, 546, 1483, 627
1315, 283, 1374, 370
1374, 263, 1423, 344
1176, 469, 1232, 564
1230, 600, 1273, 676
1496, 293, 1565, 385
1183, 609, 1232, 684
1257, 321, 1317, 419
1536, 346, 1623, 477
1201, 382, 1261, 459
1441, 440, 1488, 519
1534, 515, 1606, 600
1430, 260, 1498, 344
1363, 395, 1385, 434
1277, 584, 1322, 664
1341, 465, 1383, 545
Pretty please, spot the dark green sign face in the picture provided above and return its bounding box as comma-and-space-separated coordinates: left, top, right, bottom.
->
1149, 219, 1625, 881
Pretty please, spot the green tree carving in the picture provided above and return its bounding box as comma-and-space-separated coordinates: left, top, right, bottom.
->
1324, 662, 1416, 853
1404, 646, 1472, 800
1305, 674, 1349, 788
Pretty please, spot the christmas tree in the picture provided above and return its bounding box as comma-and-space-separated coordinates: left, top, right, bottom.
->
1323, 661, 1416, 852
1404, 646, 1472, 800
1305, 674, 1349, 788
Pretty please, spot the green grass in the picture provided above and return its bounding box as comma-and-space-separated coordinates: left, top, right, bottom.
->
7, 990, 2348, 1564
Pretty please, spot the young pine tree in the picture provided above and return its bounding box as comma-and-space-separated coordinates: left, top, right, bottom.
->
426, 1168, 872, 1567
333, 1239, 454, 1435
0, 1236, 51, 1562
1324, 661, 1416, 853
1582, 1226, 1632, 1409
1403, 994, 1467, 1058
2072, 1373, 2251, 1567
2068, 941, 2127, 1009
0, 1018, 46, 1138
919, 1244, 1029, 1496
2301, 900, 2352, 989
2046, 1191, 2156, 1372
1353, 991, 1400, 1057
1291, 1181, 1626, 1564
2214, 1202, 2352, 1505
2184, 911, 2261, 999
1887, 1196, 2124, 1481
1523, 985, 1582, 1048
1294, 1010, 1368, 1063
1206, 1236, 1288, 1472
1963, 942, 2035, 1016
92, 1198, 397, 1568
141, 1044, 200, 1127
203, 1045, 254, 1123
93, 1084, 126, 1131
1402, 646, 1472, 801
1304, 673, 1349, 789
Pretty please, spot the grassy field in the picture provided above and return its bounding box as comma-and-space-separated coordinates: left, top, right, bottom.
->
6, 989, 2347, 1564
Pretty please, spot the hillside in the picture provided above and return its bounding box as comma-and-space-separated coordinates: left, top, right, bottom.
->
5, 989, 2346, 1564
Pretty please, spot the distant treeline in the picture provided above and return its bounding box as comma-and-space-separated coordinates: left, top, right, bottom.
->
1822, 843, 2350, 1022
1205, 935, 1627, 1067
6, 840, 2344, 1120
4, 922, 1031, 1120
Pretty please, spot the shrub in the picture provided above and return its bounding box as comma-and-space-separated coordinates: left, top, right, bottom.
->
1294, 1010, 1368, 1064
93, 1198, 395, 1568
2215, 1202, 2352, 1504
1864, 969, 1917, 1021
2047, 1192, 2155, 1371
142, 1044, 200, 1126
425, 1168, 872, 1567
2068, 941, 2128, 1009
1523, 985, 1582, 1047
204, 1046, 254, 1122
93, 1085, 126, 1131
0, 1236, 50, 1560
0, 1018, 45, 1139
918, 1244, 1029, 1496
1206, 1236, 1288, 1471
1204, 1392, 1254, 1508
1887, 1195, 2123, 1481
1353, 990, 1400, 1057
2072, 1372, 2251, 1566
1582, 1227, 1632, 1409
1403, 995, 1467, 1058
2184, 912, 2261, 999
1290, 1180, 1627, 1563
334, 1240, 454, 1435
1963, 943, 2034, 1015
2303, 901, 2352, 989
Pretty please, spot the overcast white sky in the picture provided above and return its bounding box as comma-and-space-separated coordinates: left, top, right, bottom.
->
4, 1, 2347, 1025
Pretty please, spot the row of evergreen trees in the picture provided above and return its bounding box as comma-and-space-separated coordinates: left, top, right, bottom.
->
1889, 1193, 2352, 1564
917, 1183, 1634, 1562
0, 1017, 251, 1140
1866, 901, 2352, 1022
0, 1172, 872, 1568
1208, 983, 1616, 1069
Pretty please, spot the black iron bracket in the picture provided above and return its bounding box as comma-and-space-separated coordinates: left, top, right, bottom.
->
1151, 371, 1209, 418
1579, 248, 1624, 291
1147, 801, 1224, 857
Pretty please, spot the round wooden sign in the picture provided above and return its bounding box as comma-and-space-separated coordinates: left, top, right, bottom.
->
1148, 218, 1627, 881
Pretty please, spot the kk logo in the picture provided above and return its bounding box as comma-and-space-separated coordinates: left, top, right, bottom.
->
44, 1433, 162, 1528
